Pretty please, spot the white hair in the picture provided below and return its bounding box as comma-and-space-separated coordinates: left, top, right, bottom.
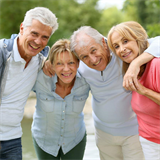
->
70, 26, 104, 57
22, 7, 58, 35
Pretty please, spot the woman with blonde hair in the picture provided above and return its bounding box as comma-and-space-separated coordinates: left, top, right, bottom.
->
107, 21, 160, 160
32, 39, 90, 160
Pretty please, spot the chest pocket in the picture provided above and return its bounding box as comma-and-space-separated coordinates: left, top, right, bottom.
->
72, 94, 88, 113
38, 93, 55, 112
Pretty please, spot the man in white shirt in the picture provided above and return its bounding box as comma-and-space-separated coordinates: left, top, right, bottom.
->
0, 7, 58, 160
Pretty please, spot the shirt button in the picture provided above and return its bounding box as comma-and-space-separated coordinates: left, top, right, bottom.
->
61, 135, 63, 137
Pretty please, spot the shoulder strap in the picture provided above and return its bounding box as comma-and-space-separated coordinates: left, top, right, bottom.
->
0, 39, 8, 65
1, 34, 17, 52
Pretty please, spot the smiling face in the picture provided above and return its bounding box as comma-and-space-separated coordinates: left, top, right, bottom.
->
18, 19, 52, 62
111, 31, 139, 63
75, 34, 110, 71
53, 51, 79, 85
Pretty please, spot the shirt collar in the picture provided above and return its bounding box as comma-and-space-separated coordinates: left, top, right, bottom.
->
13, 35, 25, 63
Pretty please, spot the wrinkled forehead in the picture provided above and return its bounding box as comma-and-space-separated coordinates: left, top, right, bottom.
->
76, 35, 91, 47
75, 43, 91, 58
75, 34, 95, 53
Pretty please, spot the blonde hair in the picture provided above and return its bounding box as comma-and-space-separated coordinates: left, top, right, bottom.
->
107, 21, 149, 77
49, 39, 79, 65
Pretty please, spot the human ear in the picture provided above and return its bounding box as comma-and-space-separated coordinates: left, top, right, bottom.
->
76, 60, 79, 68
102, 37, 108, 50
20, 23, 24, 35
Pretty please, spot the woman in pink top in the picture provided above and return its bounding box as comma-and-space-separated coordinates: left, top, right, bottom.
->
107, 21, 160, 160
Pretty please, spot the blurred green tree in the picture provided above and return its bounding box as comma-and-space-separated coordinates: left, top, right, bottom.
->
97, 7, 124, 36
0, 0, 159, 45
97, 6, 135, 36
122, 0, 160, 37
0, 0, 101, 46
49, 0, 101, 45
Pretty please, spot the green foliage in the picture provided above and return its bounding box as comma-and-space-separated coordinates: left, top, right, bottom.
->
49, 0, 101, 46
122, 0, 160, 37
97, 5, 137, 36
97, 7, 124, 36
122, 0, 140, 22
146, 23, 160, 37
0, 0, 159, 47
0, 0, 101, 46
145, 0, 160, 25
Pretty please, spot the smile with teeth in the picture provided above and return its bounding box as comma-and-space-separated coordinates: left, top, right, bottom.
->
122, 52, 131, 57
94, 60, 100, 66
30, 44, 39, 49
62, 73, 72, 77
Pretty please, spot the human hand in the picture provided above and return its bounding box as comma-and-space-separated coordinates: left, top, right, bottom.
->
43, 60, 55, 77
136, 80, 160, 105
135, 81, 146, 95
123, 61, 140, 91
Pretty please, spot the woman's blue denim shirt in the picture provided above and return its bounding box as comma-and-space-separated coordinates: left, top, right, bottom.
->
31, 70, 90, 156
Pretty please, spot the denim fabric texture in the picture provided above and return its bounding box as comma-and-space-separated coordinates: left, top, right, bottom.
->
32, 70, 90, 157
0, 138, 22, 160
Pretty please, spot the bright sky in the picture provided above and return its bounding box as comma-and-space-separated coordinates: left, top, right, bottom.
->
77, 0, 126, 10
97, 0, 126, 9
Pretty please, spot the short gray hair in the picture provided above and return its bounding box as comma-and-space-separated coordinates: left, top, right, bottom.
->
70, 26, 104, 57
22, 7, 58, 35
